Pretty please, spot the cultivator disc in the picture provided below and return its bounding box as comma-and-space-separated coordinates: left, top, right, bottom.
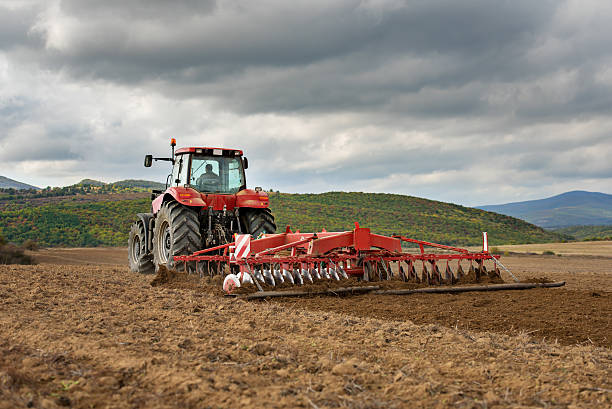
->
173, 223, 519, 296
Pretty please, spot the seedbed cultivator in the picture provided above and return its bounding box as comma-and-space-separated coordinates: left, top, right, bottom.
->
174, 223, 565, 297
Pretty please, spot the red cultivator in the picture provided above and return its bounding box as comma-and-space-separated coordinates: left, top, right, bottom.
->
174, 223, 530, 295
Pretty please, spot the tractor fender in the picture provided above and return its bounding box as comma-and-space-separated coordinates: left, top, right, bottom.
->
152, 187, 206, 214
135, 213, 154, 253
236, 189, 270, 209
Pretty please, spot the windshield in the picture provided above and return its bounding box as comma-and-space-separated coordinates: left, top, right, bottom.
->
189, 155, 245, 194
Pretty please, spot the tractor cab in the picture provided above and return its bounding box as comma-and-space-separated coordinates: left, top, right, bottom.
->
171, 147, 247, 194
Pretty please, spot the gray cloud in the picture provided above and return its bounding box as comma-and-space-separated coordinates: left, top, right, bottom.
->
0, 0, 611, 205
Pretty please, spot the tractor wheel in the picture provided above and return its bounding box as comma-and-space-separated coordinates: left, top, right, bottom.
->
242, 208, 276, 238
128, 221, 155, 274
152, 201, 202, 272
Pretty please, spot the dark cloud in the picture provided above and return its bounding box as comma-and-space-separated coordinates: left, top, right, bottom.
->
0, 0, 610, 204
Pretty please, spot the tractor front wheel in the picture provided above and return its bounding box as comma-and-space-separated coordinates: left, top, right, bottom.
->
152, 201, 202, 272
128, 221, 155, 274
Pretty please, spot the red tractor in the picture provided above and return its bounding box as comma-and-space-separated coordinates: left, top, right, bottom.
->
128, 139, 276, 274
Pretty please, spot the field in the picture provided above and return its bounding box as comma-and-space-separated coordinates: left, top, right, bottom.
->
1, 243, 610, 408
489, 240, 612, 257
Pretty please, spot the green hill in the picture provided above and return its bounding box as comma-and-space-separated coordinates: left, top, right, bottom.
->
552, 225, 612, 241
270, 192, 564, 246
0, 191, 564, 248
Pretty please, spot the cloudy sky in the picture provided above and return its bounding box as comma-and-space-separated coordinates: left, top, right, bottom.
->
1, 0, 611, 206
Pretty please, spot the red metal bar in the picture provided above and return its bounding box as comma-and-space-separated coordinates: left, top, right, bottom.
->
192, 241, 234, 255
394, 235, 469, 253
254, 236, 315, 257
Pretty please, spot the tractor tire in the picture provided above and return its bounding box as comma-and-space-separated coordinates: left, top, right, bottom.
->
128, 221, 155, 274
242, 208, 276, 238
152, 201, 202, 272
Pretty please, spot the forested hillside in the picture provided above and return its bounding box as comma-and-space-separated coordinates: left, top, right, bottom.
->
270, 192, 564, 246
0, 190, 565, 248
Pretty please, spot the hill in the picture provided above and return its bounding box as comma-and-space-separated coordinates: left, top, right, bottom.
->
270, 192, 564, 246
0, 176, 39, 190
478, 191, 612, 228
552, 225, 612, 241
76, 179, 107, 187
74, 179, 166, 190
0, 191, 564, 248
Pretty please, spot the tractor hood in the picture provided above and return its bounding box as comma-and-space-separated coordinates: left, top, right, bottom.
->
152, 186, 270, 213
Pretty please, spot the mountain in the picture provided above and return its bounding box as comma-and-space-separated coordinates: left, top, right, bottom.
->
0, 176, 39, 190
478, 191, 612, 228
0, 190, 564, 248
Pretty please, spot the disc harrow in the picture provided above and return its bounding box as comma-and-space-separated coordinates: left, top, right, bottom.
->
174, 223, 515, 295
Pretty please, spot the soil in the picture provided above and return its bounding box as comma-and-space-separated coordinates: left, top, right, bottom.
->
0, 247, 610, 408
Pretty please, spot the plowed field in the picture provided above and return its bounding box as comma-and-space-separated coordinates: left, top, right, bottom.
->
1, 248, 610, 408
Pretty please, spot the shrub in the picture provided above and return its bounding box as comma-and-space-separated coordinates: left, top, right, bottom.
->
21, 239, 39, 251
542, 250, 555, 255
0, 244, 36, 265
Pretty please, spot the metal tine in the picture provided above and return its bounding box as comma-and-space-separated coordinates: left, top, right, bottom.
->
445, 262, 455, 285
376, 260, 383, 280
321, 263, 331, 279
331, 266, 341, 281
431, 261, 442, 285
418, 262, 428, 285
476, 260, 487, 281
263, 266, 276, 286
328, 259, 348, 280
468, 261, 476, 280
488, 259, 501, 279
311, 267, 321, 280
456, 262, 465, 281
361, 261, 371, 282
379, 257, 392, 280
282, 268, 295, 284
399, 265, 407, 282
301, 268, 313, 283
292, 268, 304, 285
405, 260, 418, 282
253, 267, 265, 283
273, 267, 285, 284
241, 271, 254, 285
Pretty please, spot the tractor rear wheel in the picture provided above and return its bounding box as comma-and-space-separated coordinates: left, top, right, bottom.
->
152, 201, 202, 272
128, 222, 155, 274
242, 208, 276, 238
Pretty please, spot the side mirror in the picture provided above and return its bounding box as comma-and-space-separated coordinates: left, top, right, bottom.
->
144, 155, 153, 167
243, 157, 249, 169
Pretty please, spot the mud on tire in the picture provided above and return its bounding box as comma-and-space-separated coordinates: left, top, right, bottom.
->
242, 208, 276, 238
128, 222, 155, 274
152, 201, 202, 272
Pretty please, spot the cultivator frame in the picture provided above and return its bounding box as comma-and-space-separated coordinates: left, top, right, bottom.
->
174, 223, 520, 294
